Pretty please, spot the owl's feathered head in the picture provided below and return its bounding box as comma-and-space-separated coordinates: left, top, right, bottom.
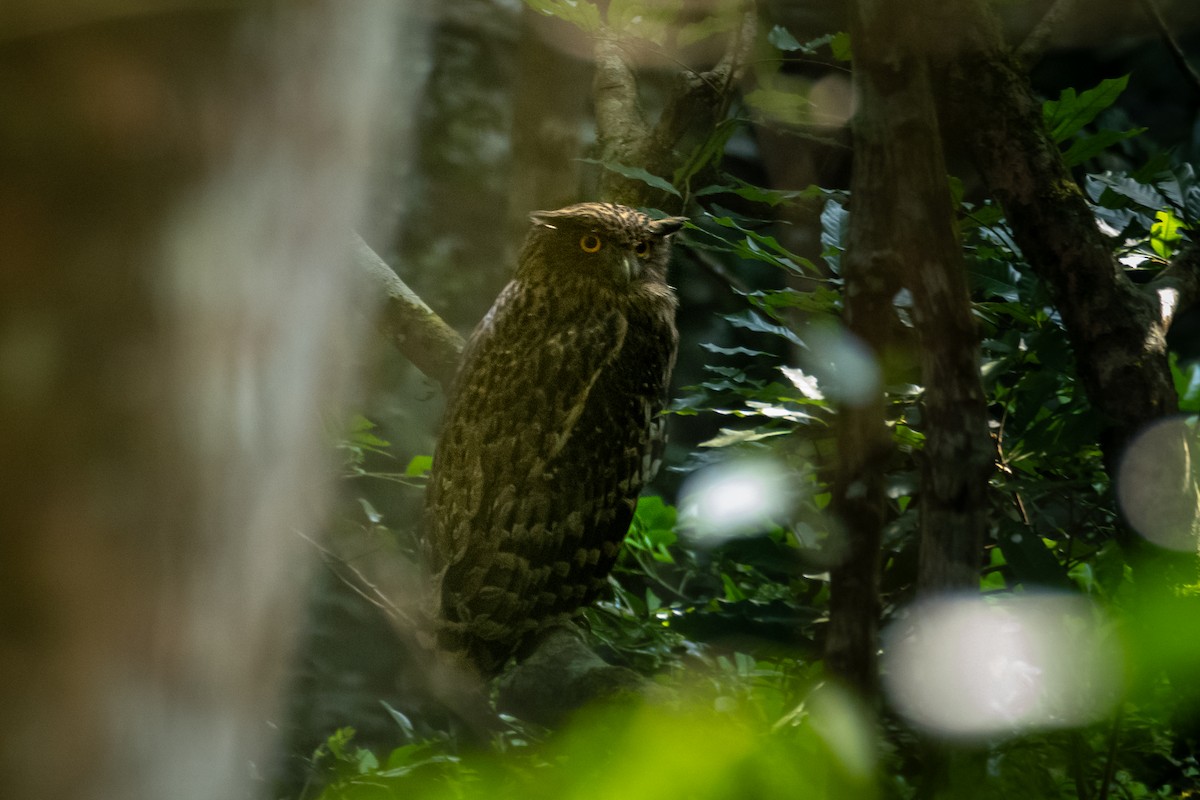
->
519, 202, 686, 287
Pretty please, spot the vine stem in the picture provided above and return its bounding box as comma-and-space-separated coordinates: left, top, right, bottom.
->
1096, 703, 1125, 800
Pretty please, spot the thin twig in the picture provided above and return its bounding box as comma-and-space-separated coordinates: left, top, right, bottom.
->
1138, 0, 1200, 97
1096, 703, 1125, 800
1015, 0, 1078, 66
295, 528, 416, 627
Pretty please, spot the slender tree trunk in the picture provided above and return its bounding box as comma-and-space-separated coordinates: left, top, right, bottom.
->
836, 2, 994, 793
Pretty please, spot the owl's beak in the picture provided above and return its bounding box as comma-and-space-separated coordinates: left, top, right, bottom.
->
619, 252, 640, 283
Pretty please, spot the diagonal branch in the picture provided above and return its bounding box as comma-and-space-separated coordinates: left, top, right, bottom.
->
1138, 0, 1200, 98
935, 4, 1179, 457
353, 233, 465, 389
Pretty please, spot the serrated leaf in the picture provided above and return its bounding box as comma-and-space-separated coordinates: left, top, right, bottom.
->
578, 158, 681, 197
1042, 75, 1129, 143
700, 342, 773, 357
701, 428, 790, 447
724, 309, 804, 346
781, 366, 824, 399
706, 214, 818, 274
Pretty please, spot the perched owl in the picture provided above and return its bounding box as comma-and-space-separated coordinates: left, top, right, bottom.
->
424, 202, 686, 678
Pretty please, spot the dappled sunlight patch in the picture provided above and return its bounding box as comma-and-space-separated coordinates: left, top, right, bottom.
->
540, 686, 878, 800
881, 593, 1122, 738
1116, 416, 1200, 552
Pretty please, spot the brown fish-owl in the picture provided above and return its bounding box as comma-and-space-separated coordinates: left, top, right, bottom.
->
424, 202, 686, 678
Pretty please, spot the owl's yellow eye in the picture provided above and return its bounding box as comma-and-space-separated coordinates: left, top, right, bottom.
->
633, 241, 650, 258
580, 234, 603, 253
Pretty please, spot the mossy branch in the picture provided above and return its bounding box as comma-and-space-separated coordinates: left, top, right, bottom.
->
353, 233, 464, 390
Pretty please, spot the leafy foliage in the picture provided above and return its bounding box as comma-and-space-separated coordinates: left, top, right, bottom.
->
298, 11, 1200, 800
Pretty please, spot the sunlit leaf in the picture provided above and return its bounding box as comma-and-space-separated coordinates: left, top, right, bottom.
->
1042, 75, 1129, 143
404, 454, 433, 477
1150, 208, 1185, 259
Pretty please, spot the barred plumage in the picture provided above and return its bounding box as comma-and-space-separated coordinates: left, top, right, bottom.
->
424, 202, 686, 677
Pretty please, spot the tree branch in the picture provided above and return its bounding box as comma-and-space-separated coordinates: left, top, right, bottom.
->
353, 233, 464, 389
593, 29, 653, 205
1147, 239, 1200, 330
936, 4, 1179, 457
1015, 0, 1078, 65
1138, 0, 1200, 98
593, 5, 755, 210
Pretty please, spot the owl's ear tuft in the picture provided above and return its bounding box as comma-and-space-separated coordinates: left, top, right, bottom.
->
531, 208, 577, 229
650, 216, 687, 237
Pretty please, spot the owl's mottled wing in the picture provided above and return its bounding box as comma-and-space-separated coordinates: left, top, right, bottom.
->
425, 293, 632, 670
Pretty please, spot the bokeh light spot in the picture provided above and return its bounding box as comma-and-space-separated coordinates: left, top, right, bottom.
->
680, 458, 794, 543
882, 594, 1122, 738
1116, 416, 1200, 551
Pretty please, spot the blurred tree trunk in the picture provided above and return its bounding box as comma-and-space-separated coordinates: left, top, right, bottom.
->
0, 4, 401, 799
827, 0, 994, 695
505, 8, 592, 253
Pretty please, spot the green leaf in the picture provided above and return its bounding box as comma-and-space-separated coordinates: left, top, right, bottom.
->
996, 523, 1072, 590
674, 119, 739, 188
678, 13, 734, 47
357, 497, 383, 524
767, 25, 803, 51
1151, 208, 1186, 258
1086, 171, 1167, 213
705, 214, 819, 274
700, 342, 773, 357
830, 31, 852, 61
721, 572, 747, 601
1171, 354, 1200, 413
524, 0, 601, 32
723, 309, 804, 346
697, 176, 825, 208
608, 0, 681, 44
744, 86, 813, 126
1042, 75, 1129, 144
578, 158, 681, 197
404, 454, 433, 477
1061, 127, 1144, 166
